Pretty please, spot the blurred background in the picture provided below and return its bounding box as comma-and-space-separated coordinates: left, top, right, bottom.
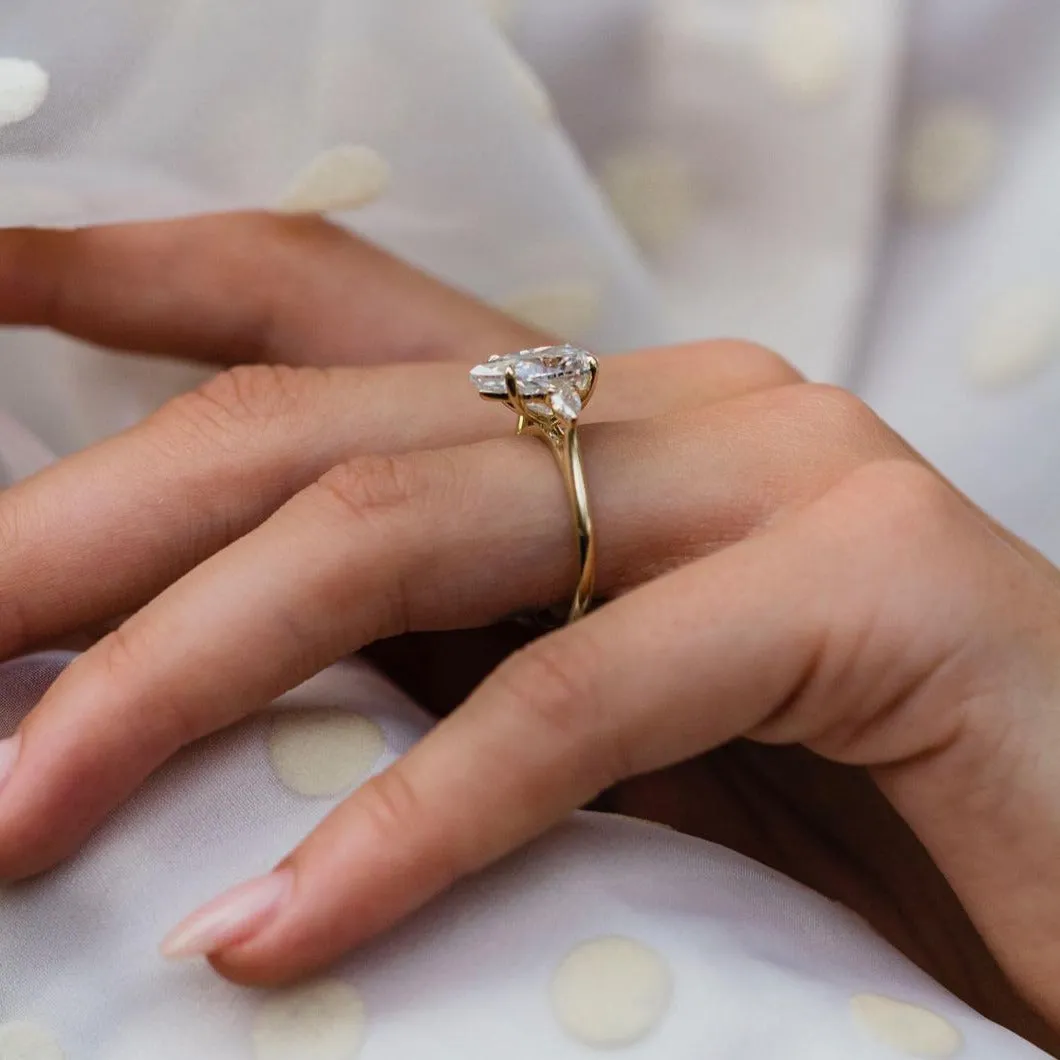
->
0, 0, 1058, 555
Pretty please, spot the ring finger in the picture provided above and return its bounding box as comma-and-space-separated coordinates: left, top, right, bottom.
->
0, 343, 798, 658
0, 382, 898, 879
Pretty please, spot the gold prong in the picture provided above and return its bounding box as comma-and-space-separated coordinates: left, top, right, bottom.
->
583, 355, 600, 406
503, 365, 520, 406
504, 365, 537, 423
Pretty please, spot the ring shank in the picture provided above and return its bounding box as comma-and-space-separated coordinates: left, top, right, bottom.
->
492, 351, 598, 625
559, 425, 596, 622
519, 420, 595, 624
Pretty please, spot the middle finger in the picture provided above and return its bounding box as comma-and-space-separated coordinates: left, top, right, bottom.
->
0, 342, 795, 658
0, 382, 894, 877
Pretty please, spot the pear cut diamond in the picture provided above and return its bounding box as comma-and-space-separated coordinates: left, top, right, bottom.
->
549, 385, 583, 421
470, 345, 595, 403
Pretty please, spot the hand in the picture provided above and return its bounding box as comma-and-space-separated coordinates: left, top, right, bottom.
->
1, 213, 1059, 1050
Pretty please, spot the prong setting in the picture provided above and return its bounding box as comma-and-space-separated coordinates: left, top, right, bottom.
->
470, 345, 597, 428
469, 344, 598, 624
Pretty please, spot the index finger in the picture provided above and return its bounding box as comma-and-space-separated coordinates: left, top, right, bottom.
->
0, 212, 536, 367
0, 342, 797, 658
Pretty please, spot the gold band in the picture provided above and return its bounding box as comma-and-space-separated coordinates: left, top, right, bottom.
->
506, 368, 597, 623
471, 345, 599, 624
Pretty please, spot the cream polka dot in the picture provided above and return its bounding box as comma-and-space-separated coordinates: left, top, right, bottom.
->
268, 709, 386, 797
900, 103, 997, 213
966, 283, 1060, 389
98, 1007, 240, 1060
851, 995, 962, 1057
502, 282, 601, 339
599, 147, 697, 252
475, 0, 517, 27
277, 145, 390, 215
757, 0, 851, 102
0, 1021, 64, 1060
0, 59, 49, 128
550, 936, 672, 1048
253, 981, 366, 1060
505, 48, 553, 123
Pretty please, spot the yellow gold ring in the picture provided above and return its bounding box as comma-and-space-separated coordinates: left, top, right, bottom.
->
470, 344, 599, 623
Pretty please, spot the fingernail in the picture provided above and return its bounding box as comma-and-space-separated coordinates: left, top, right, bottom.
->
161, 869, 293, 960
0, 733, 22, 792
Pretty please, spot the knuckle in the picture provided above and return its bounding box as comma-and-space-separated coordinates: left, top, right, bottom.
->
766, 383, 897, 464
194, 363, 319, 420
93, 623, 146, 690
355, 768, 431, 851
506, 639, 592, 734
305, 452, 455, 636
796, 383, 878, 438
666, 340, 802, 404
158, 364, 321, 449
354, 767, 479, 884
715, 340, 803, 390
311, 450, 459, 528
91, 626, 205, 750
497, 634, 630, 787
314, 453, 418, 520
842, 460, 960, 543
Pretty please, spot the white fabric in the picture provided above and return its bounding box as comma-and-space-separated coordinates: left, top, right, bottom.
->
0, 411, 53, 486
0, 648, 1048, 1058
1, 0, 1059, 1054
1, 0, 1058, 558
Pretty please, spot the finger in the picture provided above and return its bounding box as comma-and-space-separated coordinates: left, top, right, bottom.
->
0, 343, 797, 657
0, 384, 888, 879
0, 212, 542, 367
205, 460, 1028, 985
0, 361, 494, 658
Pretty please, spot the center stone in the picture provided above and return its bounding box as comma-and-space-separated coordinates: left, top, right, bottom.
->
470, 345, 594, 400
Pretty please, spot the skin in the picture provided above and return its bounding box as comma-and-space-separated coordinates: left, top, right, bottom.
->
0, 213, 1059, 1052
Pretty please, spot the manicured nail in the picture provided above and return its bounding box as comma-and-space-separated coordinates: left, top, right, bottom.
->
0, 733, 21, 792
161, 869, 293, 960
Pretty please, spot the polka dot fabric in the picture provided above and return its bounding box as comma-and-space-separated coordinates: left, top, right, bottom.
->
0, 0, 663, 462
2, 0, 1059, 571
0, 1, 1059, 1056
0, 1021, 65, 1060
0, 59, 49, 128
0, 648, 1049, 1058
277, 145, 392, 215
268, 709, 386, 797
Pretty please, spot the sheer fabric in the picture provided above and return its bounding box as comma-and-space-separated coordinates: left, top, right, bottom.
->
0, 1, 1058, 566
0, 647, 1048, 1058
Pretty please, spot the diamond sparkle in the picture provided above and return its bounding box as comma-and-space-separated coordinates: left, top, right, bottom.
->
470, 345, 595, 419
